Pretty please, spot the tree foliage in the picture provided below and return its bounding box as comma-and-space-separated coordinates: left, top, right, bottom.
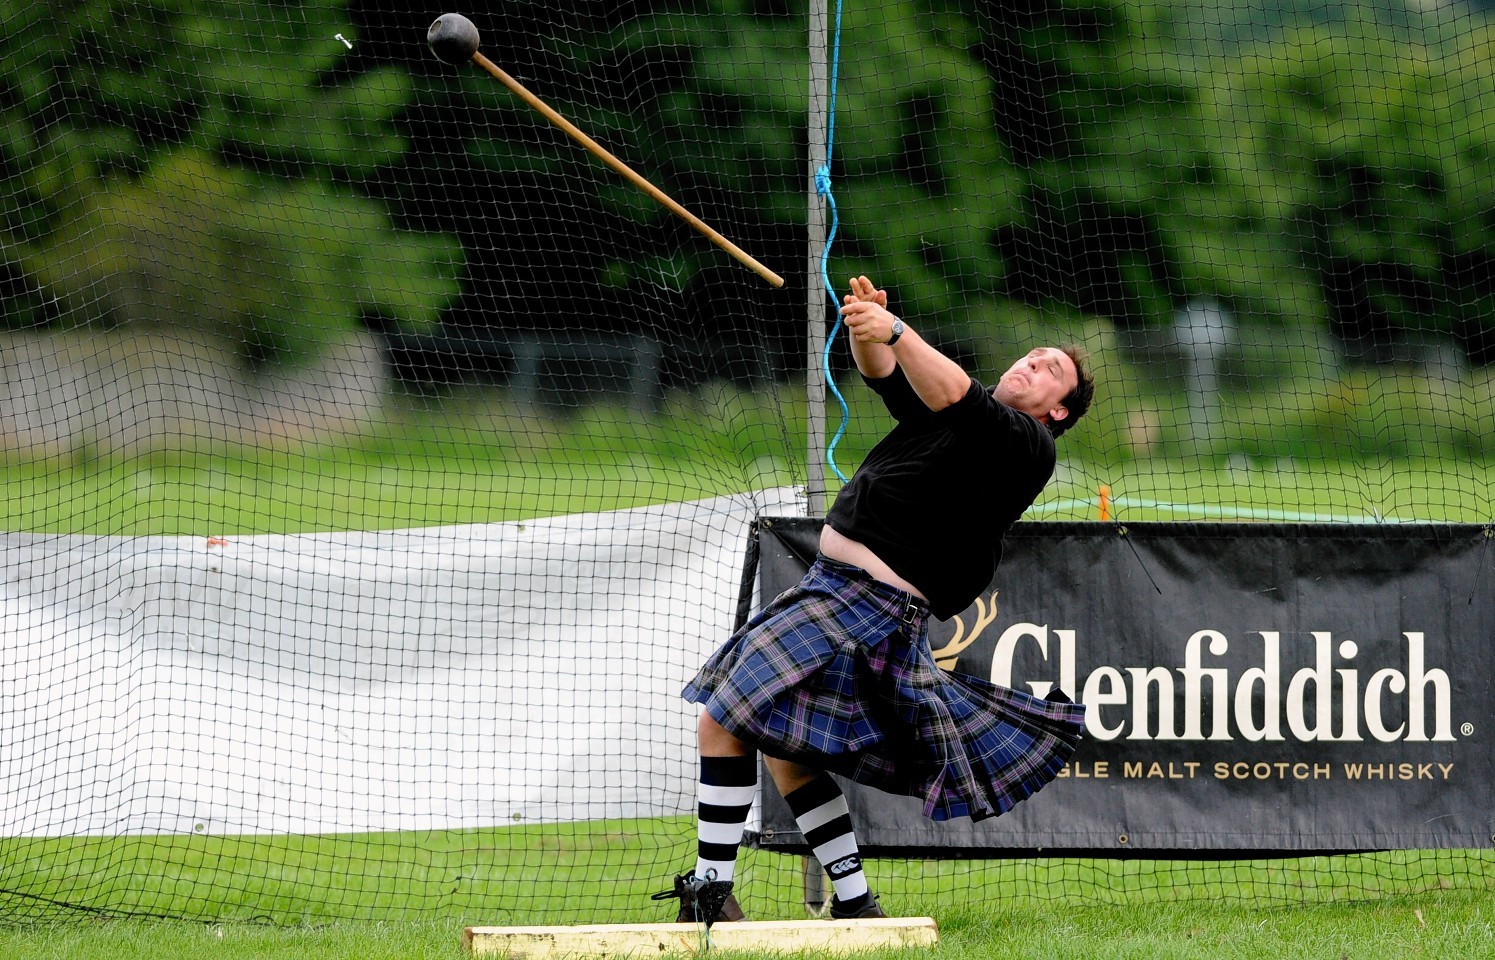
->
3, 0, 1493, 370
0, 0, 459, 366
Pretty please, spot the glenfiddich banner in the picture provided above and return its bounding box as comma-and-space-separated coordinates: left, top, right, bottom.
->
750, 519, 1494, 855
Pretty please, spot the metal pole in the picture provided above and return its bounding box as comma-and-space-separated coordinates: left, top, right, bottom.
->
805, 0, 831, 518
802, 0, 832, 914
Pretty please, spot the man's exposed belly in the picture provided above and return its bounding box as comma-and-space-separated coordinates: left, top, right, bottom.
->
818, 525, 929, 602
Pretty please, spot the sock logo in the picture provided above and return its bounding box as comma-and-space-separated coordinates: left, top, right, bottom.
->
826, 856, 861, 877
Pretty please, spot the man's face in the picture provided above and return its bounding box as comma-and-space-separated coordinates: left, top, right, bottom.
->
993, 347, 1078, 425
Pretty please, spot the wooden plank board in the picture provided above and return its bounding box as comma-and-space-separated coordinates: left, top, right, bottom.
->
464, 917, 938, 958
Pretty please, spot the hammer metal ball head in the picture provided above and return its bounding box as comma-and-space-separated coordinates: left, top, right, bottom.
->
427, 13, 480, 64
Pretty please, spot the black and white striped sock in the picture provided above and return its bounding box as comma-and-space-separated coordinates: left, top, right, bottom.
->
694, 754, 756, 883
784, 775, 869, 904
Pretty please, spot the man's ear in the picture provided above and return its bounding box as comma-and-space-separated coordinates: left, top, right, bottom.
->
1047, 404, 1070, 424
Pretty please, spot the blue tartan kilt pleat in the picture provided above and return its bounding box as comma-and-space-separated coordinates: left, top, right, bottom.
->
684, 556, 1086, 822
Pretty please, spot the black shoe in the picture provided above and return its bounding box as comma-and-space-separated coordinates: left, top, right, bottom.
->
829, 892, 886, 919
651, 872, 746, 926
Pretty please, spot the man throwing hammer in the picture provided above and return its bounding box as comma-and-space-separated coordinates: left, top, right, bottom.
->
656, 276, 1094, 923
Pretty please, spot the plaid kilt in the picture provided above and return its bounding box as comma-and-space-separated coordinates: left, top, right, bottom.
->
684, 556, 1086, 822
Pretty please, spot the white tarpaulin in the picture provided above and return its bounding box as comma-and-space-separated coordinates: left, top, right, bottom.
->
0, 488, 802, 836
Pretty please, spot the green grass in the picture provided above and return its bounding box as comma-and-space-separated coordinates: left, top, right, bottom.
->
0, 389, 803, 536
2, 454, 766, 535
0, 823, 1491, 958
4, 385, 1493, 956
1038, 456, 1494, 523
7, 452, 1488, 537
12, 821, 1482, 925
7, 434, 1491, 538
1, 895, 1493, 960
4, 371, 1493, 535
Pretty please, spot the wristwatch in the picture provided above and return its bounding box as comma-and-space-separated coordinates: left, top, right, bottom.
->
886, 319, 904, 346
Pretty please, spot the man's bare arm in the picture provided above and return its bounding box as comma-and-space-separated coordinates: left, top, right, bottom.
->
840, 276, 895, 379
840, 276, 969, 412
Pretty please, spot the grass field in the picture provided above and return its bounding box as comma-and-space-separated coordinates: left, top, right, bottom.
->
2, 818, 1492, 958
6, 444, 1491, 536
2, 391, 802, 536
6, 378, 1492, 535
2, 892, 1493, 960
3, 388, 1492, 957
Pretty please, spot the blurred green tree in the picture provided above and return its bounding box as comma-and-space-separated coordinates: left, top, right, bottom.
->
0, 0, 459, 366
1215, 19, 1495, 361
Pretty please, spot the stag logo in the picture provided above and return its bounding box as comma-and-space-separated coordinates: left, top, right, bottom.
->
931, 590, 999, 671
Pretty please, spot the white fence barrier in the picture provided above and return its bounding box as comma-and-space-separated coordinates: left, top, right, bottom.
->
1, 489, 801, 836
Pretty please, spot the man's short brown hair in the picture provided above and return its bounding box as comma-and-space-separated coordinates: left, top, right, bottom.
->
1049, 344, 1094, 438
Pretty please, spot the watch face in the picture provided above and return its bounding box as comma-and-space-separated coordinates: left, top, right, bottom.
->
892, 320, 904, 334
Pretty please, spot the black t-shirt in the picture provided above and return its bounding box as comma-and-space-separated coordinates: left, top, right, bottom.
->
824, 366, 1056, 619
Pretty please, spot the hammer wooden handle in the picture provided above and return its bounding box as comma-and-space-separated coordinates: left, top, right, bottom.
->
472, 52, 785, 289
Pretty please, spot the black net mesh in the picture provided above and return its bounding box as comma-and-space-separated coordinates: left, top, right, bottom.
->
1, 0, 1491, 925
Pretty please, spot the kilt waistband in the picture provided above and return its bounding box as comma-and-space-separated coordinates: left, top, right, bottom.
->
810, 555, 930, 630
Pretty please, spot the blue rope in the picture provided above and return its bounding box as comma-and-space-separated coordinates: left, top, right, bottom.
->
817, 0, 849, 483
